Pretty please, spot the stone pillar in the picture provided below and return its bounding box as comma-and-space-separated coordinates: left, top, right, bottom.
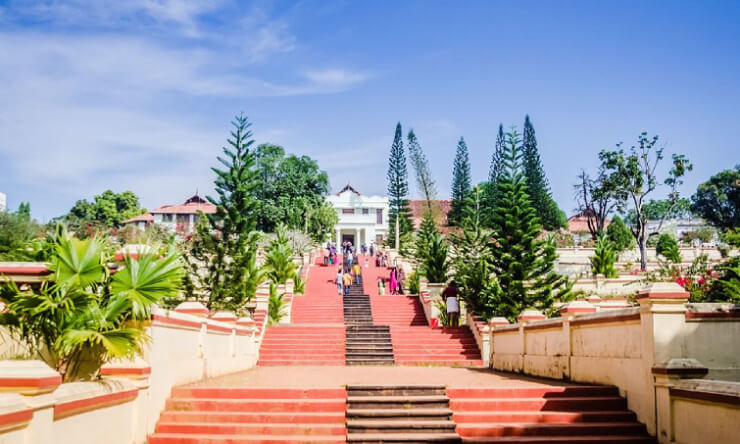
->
336, 228, 341, 248
637, 282, 691, 437
355, 228, 360, 249
652, 358, 708, 443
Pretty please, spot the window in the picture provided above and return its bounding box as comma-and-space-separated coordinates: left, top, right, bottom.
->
162, 214, 173, 222
362, 208, 369, 215
376, 209, 383, 224
342, 208, 354, 215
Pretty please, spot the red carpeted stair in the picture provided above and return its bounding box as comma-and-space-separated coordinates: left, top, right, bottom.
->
148, 387, 346, 443
291, 256, 345, 324
448, 386, 654, 443
257, 325, 346, 366
392, 326, 483, 366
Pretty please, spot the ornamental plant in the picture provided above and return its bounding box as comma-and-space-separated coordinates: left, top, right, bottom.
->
590, 234, 619, 278
656, 233, 681, 263
0, 227, 183, 381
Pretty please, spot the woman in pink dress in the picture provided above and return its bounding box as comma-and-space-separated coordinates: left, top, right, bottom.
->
389, 267, 398, 295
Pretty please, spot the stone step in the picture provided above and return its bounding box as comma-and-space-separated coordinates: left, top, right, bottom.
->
149, 433, 345, 443
347, 408, 453, 420
450, 397, 628, 412
458, 436, 654, 443
348, 386, 446, 397
155, 422, 346, 436
455, 422, 648, 438
346, 432, 462, 443
347, 419, 457, 433
451, 411, 637, 424
348, 395, 450, 409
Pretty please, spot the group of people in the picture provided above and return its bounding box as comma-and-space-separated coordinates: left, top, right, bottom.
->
335, 261, 363, 296
387, 265, 406, 295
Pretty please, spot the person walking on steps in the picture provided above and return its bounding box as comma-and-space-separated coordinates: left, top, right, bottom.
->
389, 267, 398, 295
343, 270, 353, 296
336, 268, 343, 295
353, 262, 362, 285
442, 280, 460, 327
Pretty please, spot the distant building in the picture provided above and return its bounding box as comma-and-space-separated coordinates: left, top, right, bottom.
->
122, 194, 216, 234
326, 184, 389, 246
0, 192, 5, 212
408, 200, 451, 230
646, 218, 712, 242
568, 210, 610, 242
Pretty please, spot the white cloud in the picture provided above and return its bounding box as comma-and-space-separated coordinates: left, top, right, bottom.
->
303, 69, 371, 90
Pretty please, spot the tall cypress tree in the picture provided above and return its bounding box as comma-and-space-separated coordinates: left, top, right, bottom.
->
489, 129, 569, 320
522, 115, 564, 230
449, 137, 472, 226
387, 122, 412, 247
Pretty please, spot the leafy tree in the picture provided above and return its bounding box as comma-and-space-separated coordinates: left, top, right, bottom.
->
656, 233, 681, 263
449, 137, 472, 226
574, 167, 625, 239
307, 202, 339, 243
0, 210, 46, 260
16, 202, 31, 221
522, 116, 564, 230
606, 215, 635, 252
387, 122, 412, 247
680, 226, 716, 244
488, 130, 569, 320
0, 228, 183, 381
253, 144, 330, 233
188, 114, 263, 312
599, 132, 692, 270
691, 165, 740, 230
450, 186, 503, 320
590, 234, 618, 278
64, 190, 147, 229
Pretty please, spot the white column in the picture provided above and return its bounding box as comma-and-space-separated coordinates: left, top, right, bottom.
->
355, 228, 360, 248
336, 228, 341, 247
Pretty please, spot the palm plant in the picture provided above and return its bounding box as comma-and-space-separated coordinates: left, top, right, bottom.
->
267, 284, 286, 325
0, 228, 183, 381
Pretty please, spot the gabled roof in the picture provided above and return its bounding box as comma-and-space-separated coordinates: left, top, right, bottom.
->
122, 213, 155, 224
151, 194, 217, 215
336, 184, 361, 196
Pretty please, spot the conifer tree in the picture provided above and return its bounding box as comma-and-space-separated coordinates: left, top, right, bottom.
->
187, 114, 263, 311
489, 129, 569, 320
449, 137, 472, 226
522, 115, 564, 230
606, 215, 635, 252
483, 124, 505, 224
387, 122, 412, 247
590, 234, 618, 278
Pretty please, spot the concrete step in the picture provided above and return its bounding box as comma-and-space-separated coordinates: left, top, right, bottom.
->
455, 422, 648, 438
347, 419, 456, 433
347, 432, 462, 443
165, 398, 346, 412
447, 387, 619, 399
155, 422, 346, 436
171, 388, 346, 399
149, 433, 345, 443
159, 411, 345, 424
348, 395, 450, 409
459, 436, 654, 443
348, 386, 446, 397
348, 408, 453, 420
450, 397, 628, 412
452, 411, 637, 424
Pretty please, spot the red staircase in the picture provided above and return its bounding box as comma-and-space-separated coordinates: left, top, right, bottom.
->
392, 326, 482, 366
148, 387, 346, 443
449, 386, 654, 443
370, 295, 428, 326
257, 325, 345, 366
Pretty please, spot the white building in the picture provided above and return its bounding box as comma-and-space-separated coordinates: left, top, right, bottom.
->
0, 192, 6, 212
122, 194, 216, 234
327, 184, 389, 247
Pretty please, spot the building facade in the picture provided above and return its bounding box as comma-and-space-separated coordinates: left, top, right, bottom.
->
0, 192, 6, 212
326, 185, 389, 247
122, 194, 216, 234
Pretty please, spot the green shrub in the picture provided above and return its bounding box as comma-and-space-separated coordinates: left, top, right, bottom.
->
268, 284, 286, 325
606, 215, 635, 252
656, 234, 681, 263
590, 234, 618, 278
407, 270, 421, 295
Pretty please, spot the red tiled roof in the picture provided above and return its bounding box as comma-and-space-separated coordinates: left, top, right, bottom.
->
567, 214, 610, 233
122, 213, 154, 224
151, 194, 217, 215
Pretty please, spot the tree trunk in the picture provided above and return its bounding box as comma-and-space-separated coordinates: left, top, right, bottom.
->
638, 232, 648, 271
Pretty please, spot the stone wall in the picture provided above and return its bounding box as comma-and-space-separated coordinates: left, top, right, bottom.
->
0, 304, 264, 444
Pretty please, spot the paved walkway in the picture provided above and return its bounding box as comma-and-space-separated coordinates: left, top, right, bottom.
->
193, 366, 577, 388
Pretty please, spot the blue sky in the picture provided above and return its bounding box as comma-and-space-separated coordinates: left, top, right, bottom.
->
1, 0, 739, 221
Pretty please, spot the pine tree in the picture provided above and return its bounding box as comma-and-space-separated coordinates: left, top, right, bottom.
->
482, 124, 505, 224
522, 115, 564, 230
590, 234, 618, 278
606, 215, 635, 252
489, 129, 569, 320
414, 211, 449, 282
387, 122, 412, 247
196, 114, 263, 311
449, 137, 472, 226
16, 202, 31, 221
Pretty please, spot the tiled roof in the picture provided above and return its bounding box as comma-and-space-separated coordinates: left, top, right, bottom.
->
567, 214, 611, 233
122, 213, 154, 224
151, 194, 217, 215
